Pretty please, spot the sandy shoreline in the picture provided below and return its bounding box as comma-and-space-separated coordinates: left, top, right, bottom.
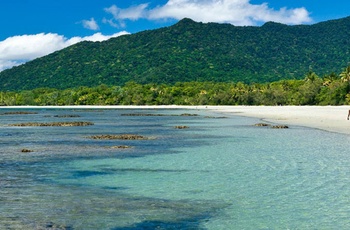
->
206, 106, 350, 135
1, 105, 350, 135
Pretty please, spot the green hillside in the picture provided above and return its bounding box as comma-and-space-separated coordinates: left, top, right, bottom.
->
1, 17, 350, 91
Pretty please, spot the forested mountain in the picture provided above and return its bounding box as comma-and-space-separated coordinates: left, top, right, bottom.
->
1, 17, 350, 91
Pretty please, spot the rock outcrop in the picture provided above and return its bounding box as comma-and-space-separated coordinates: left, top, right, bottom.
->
88, 134, 151, 140
9, 121, 94, 127
271, 125, 289, 129
21, 149, 33, 153
175, 126, 189, 129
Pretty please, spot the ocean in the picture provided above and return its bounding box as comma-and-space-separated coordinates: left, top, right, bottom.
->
1, 108, 350, 229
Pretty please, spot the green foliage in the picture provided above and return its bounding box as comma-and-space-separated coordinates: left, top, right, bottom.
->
1, 17, 350, 91
1, 66, 350, 106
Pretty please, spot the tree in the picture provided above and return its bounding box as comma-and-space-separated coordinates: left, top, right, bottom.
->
340, 65, 350, 82
304, 71, 319, 82
340, 65, 350, 93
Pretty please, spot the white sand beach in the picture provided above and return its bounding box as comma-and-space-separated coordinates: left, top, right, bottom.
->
2, 105, 350, 135
206, 105, 350, 135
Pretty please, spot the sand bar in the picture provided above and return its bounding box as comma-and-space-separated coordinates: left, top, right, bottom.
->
1, 105, 350, 135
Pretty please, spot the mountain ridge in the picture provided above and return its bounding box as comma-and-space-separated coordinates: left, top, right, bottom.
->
1, 16, 350, 90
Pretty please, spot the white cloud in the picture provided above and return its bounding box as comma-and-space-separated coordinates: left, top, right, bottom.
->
0, 31, 129, 71
105, 4, 149, 20
78, 32, 129, 42
105, 0, 312, 26
0, 60, 20, 72
104, 4, 149, 28
82, 18, 100, 30
102, 18, 121, 28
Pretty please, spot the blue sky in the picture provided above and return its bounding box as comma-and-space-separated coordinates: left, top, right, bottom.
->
0, 0, 349, 71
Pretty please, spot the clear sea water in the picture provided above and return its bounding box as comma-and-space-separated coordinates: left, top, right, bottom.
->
1, 108, 350, 229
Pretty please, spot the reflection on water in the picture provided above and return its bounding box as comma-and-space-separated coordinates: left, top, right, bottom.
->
1, 108, 350, 229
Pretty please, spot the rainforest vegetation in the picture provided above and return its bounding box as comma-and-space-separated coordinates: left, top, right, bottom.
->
1, 66, 349, 106
1, 17, 350, 91
1, 17, 350, 105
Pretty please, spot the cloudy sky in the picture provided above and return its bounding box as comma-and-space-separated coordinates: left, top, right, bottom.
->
0, 0, 348, 71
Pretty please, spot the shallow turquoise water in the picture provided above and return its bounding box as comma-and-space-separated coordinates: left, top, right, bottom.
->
1, 108, 350, 229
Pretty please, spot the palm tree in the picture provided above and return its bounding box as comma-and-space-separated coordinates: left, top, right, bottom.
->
304, 71, 318, 82
340, 65, 350, 93
322, 72, 338, 86
340, 65, 350, 82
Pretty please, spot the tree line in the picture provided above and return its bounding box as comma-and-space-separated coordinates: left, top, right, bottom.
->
1, 66, 350, 106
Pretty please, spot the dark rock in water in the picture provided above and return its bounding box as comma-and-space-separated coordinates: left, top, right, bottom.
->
121, 113, 167, 116
175, 126, 189, 129
9, 121, 94, 127
21, 149, 33, 153
254, 123, 288, 129
254, 123, 270, 127
204, 116, 227, 119
42, 222, 73, 230
110, 145, 132, 149
180, 113, 199, 116
88, 134, 152, 140
53, 114, 81, 118
271, 125, 289, 129
122, 113, 201, 117
1, 111, 38, 115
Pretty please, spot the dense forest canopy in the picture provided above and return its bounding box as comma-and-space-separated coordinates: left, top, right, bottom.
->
0, 17, 350, 91
1, 65, 350, 106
